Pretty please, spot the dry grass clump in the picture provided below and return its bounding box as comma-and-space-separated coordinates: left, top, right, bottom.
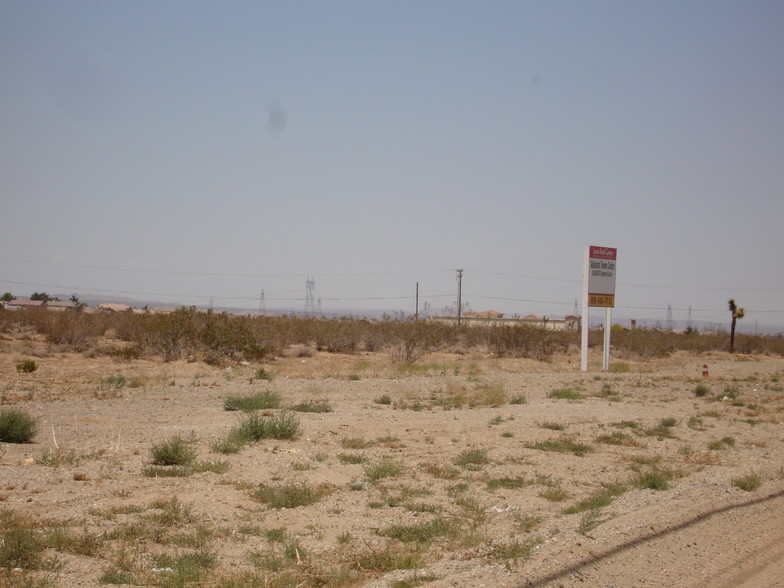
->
213, 411, 301, 454
223, 390, 281, 412
252, 482, 331, 509
732, 472, 762, 491
529, 437, 593, 457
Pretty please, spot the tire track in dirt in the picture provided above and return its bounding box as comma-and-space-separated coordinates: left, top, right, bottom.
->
523, 489, 784, 588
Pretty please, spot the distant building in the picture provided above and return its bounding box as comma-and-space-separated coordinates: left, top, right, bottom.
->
463, 310, 505, 319
98, 303, 134, 313
47, 301, 81, 312
4, 299, 46, 310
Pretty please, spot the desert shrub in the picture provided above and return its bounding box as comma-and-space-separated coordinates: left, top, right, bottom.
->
100, 374, 127, 391
351, 543, 424, 573
387, 322, 431, 364
223, 390, 281, 412
142, 307, 201, 361
253, 483, 329, 509
484, 324, 568, 360
488, 537, 541, 567
16, 359, 38, 373
486, 476, 528, 491
200, 313, 274, 361
338, 453, 366, 464
0, 409, 38, 443
25, 308, 100, 350
313, 318, 361, 354
471, 381, 506, 406
549, 387, 582, 400
632, 471, 670, 491
453, 448, 489, 469
732, 473, 761, 491
693, 384, 710, 397
364, 459, 405, 482
108, 345, 142, 360
289, 399, 332, 413
230, 411, 301, 445
596, 431, 639, 446
707, 436, 736, 450
0, 512, 45, 570
530, 437, 593, 457
341, 437, 373, 449
563, 483, 626, 514
378, 517, 459, 545
150, 436, 196, 466
611, 328, 676, 358
255, 367, 273, 380
609, 361, 630, 373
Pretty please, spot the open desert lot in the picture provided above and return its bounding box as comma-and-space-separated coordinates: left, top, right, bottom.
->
2, 339, 784, 587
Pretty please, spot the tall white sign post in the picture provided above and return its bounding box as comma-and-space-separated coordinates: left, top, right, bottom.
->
581, 246, 618, 372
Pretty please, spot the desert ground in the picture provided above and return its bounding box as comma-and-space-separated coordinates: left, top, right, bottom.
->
2, 337, 784, 587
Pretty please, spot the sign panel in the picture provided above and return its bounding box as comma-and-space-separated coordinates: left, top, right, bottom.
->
588, 246, 617, 307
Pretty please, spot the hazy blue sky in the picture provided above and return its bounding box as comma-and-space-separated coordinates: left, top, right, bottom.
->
2, 1, 783, 329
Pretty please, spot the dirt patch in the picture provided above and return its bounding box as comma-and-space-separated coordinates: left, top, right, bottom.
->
1, 345, 783, 587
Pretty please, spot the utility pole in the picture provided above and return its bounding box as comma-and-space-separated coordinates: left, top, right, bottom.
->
415, 282, 419, 320
456, 269, 463, 326
259, 290, 266, 315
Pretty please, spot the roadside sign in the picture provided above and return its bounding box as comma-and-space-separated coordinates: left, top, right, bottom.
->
588, 246, 617, 308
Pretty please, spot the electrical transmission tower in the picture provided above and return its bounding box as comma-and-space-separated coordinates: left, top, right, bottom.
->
259, 290, 266, 315
304, 277, 316, 317
666, 304, 673, 331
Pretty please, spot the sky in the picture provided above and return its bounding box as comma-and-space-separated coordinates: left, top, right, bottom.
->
2, 1, 783, 331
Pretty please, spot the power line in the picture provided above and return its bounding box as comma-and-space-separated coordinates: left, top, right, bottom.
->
0, 256, 454, 280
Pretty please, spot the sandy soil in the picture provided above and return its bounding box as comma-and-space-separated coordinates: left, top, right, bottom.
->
1, 340, 783, 587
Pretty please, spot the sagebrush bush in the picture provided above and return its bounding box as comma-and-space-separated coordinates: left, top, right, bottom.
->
0, 409, 38, 443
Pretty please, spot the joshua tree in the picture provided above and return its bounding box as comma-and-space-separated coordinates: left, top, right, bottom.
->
728, 298, 745, 353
